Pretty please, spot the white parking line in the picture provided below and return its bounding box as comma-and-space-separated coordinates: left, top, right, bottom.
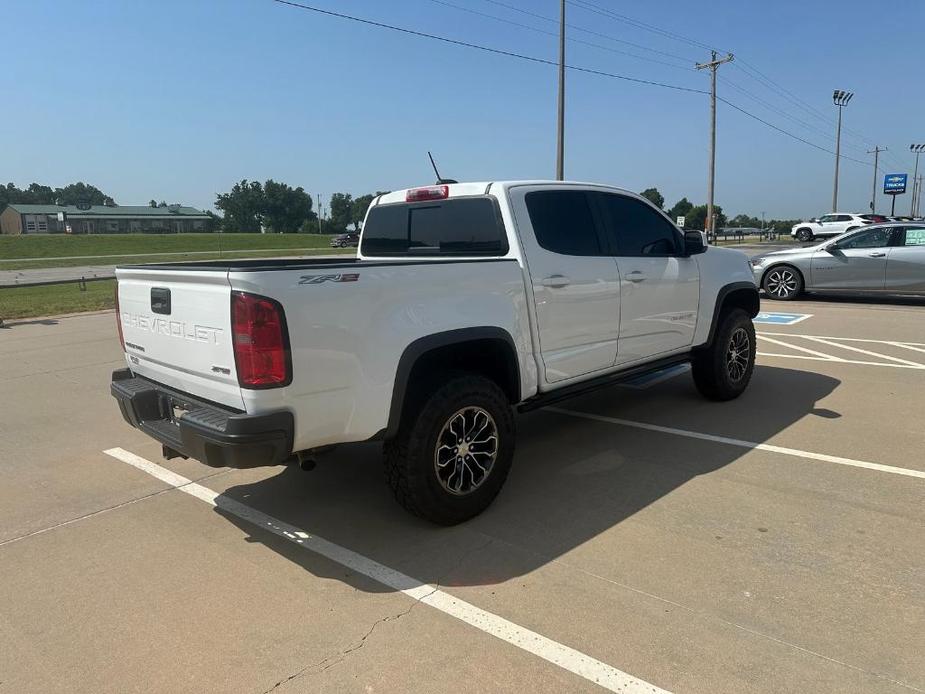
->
757, 335, 845, 361
102, 447, 670, 694
547, 410, 925, 481
756, 332, 925, 370
800, 336, 925, 367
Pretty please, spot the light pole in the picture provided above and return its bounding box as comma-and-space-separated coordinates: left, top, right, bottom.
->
832, 90, 853, 212
910, 144, 925, 216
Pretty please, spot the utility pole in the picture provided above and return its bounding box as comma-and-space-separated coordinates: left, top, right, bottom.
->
555, 0, 565, 181
831, 90, 853, 212
867, 146, 885, 214
910, 144, 925, 216
317, 194, 323, 235
696, 50, 733, 239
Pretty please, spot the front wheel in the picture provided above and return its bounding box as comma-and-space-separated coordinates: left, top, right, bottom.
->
692, 309, 756, 401
763, 264, 804, 300
796, 228, 814, 242
384, 374, 515, 525
339, 240, 348, 248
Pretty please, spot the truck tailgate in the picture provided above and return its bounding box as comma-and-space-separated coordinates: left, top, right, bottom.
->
116, 267, 245, 410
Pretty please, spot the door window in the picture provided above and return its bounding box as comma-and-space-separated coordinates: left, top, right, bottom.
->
819, 215, 836, 223
834, 215, 853, 222
524, 190, 605, 256
836, 227, 892, 249
594, 193, 681, 256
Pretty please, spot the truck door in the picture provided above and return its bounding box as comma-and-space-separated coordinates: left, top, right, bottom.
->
509, 186, 621, 384
591, 192, 700, 365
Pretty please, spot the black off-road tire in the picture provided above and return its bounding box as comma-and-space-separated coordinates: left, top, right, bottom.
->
692, 309, 756, 401
384, 374, 515, 525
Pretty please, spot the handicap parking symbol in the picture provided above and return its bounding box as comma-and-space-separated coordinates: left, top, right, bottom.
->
754, 312, 812, 325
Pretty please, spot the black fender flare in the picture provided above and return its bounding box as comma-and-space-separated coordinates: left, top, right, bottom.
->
383, 327, 520, 439
700, 281, 760, 349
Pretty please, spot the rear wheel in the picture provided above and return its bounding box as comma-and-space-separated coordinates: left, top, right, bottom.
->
339, 240, 348, 248
384, 374, 514, 525
692, 309, 756, 401
763, 265, 804, 300
796, 228, 814, 242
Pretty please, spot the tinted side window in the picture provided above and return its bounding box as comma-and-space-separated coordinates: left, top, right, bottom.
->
835, 215, 854, 222
596, 193, 681, 256
525, 190, 603, 256
361, 198, 507, 256
837, 227, 892, 249
819, 215, 835, 223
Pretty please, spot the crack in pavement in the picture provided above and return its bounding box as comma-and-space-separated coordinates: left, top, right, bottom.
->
258, 536, 496, 693
0, 467, 233, 549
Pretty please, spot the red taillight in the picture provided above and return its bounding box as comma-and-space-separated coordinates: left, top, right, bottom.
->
115, 285, 125, 350
231, 291, 290, 388
406, 185, 449, 202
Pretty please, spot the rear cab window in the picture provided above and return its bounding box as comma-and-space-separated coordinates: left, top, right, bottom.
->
361, 197, 508, 256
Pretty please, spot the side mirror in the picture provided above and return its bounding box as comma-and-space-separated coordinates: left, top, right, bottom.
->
824, 243, 838, 253
683, 230, 707, 256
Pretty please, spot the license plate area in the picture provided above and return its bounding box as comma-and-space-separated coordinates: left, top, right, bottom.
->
158, 394, 190, 426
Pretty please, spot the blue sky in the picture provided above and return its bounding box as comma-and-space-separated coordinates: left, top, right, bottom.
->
3, 0, 923, 219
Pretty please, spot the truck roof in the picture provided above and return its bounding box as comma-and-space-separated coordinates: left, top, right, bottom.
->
375, 180, 637, 206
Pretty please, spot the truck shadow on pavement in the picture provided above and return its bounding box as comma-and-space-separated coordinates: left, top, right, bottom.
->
213, 364, 840, 593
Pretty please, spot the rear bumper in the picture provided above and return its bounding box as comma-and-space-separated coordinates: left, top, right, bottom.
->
110, 369, 293, 468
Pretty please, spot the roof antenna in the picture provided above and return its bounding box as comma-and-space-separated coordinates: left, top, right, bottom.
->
428, 151, 458, 185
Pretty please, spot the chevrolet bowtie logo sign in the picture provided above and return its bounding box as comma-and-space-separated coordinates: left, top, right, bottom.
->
883, 173, 907, 195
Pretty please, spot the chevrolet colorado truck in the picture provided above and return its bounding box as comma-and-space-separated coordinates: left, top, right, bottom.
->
111, 181, 759, 524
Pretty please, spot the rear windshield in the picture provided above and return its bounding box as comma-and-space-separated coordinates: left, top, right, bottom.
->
361, 197, 508, 256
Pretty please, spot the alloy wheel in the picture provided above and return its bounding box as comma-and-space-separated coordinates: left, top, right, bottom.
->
726, 327, 751, 382
434, 407, 498, 495
765, 269, 798, 298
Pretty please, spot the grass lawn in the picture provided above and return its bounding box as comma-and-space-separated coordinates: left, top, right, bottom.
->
0, 280, 116, 321
4, 247, 351, 271
0, 233, 338, 262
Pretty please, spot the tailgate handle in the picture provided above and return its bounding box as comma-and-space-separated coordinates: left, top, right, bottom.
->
151, 288, 171, 315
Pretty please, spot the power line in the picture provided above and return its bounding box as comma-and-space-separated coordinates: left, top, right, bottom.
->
477, 0, 695, 64
270, 0, 706, 93
271, 0, 874, 168
427, 0, 696, 72
717, 96, 870, 166
566, 0, 724, 54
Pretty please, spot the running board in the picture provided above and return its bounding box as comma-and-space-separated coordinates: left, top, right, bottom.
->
518, 354, 693, 413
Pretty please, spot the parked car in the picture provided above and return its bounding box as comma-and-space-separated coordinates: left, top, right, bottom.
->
791, 213, 871, 242
752, 222, 925, 299
330, 232, 359, 248
111, 181, 759, 524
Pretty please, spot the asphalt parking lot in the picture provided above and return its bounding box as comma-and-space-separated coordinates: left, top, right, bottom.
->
1, 296, 923, 693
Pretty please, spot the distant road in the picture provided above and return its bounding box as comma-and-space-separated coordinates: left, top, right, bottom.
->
0, 253, 353, 287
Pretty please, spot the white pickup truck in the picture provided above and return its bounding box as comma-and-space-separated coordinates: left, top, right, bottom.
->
111, 181, 758, 524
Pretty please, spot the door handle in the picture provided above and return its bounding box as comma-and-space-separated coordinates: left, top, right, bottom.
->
541, 275, 571, 288
626, 271, 647, 283
868, 252, 886, 257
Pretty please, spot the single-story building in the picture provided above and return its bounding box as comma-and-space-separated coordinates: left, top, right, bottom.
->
0, 203, 211, 235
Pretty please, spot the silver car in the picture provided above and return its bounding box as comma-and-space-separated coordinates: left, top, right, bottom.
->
751, 222, 925, 300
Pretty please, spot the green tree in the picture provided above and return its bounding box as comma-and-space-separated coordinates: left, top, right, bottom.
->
327, 193, 354, 234
668, 197, 694, 222
215, 180, 264, 233
639, 187, 664, 209
686, 204, 726, 231
262, 179, 314, 233
54, 182, 112, 206
350, 191, 389, 229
